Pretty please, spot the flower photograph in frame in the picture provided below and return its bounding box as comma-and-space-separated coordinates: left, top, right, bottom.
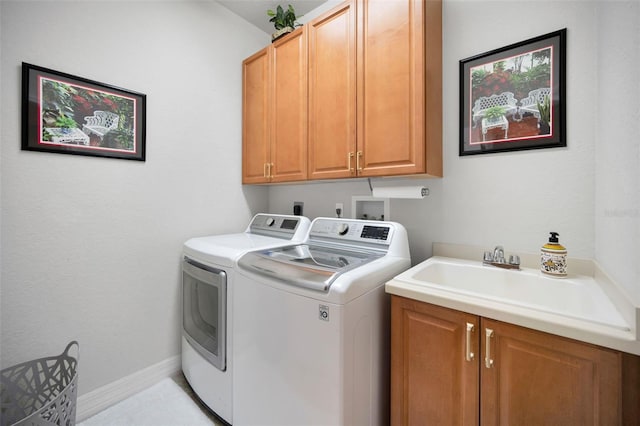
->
459, 29, 566, 156
22, 62, 146, 161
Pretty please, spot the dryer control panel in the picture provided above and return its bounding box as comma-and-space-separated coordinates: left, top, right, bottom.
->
248, 214, 310, 240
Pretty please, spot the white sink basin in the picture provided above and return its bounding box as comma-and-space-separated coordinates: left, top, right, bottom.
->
391, 257, 630, 332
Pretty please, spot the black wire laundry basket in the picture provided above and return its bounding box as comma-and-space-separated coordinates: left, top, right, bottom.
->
0, 341, 79, 426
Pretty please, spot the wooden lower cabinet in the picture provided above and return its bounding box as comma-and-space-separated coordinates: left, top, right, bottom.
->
390, 295, 639, 425
391, 298, 479, 425
481, 318, 621, 425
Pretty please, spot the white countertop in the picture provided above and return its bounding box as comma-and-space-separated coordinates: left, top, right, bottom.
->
385, 247, 640, 356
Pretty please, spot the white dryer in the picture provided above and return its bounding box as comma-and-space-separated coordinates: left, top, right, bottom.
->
181, 213, 310, 424
233, 218, 411, 425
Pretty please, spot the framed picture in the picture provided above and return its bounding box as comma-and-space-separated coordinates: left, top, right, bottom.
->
22, 62, 146, 161
459, 29, 566, 156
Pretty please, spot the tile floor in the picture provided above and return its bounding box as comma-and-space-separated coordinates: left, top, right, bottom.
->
78, 374, 225, 426
172, 374, 226, 425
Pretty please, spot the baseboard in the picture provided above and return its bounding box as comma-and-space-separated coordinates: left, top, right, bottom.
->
76, 355, 181, 422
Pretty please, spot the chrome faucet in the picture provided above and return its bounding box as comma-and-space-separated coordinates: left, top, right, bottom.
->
483, 245, 520, 270
493, 246, 505, 263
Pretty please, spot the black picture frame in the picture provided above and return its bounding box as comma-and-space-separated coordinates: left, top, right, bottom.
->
22, 62, 146, 161
459, 29, 566, 156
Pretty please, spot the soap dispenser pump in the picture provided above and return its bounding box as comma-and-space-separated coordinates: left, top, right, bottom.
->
541, 232, 567, 277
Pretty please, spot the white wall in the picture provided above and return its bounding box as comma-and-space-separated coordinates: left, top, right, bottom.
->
268, 1, 639, 300
439, 0, 598, 256
594, 1, 640, 303
0, 0, 269, 394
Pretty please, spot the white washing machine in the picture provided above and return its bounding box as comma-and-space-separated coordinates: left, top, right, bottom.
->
181, 213, 310, 425
233, 217, 411, 425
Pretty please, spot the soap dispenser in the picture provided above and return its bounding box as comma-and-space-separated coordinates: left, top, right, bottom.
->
540, 232, 567, 277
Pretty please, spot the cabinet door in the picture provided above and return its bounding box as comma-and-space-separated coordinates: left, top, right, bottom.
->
480, 318, 622, 425
270, 28, 308, 183
391, 296, 479, 426
307, 1, 357, 180
357, 0, 434, 177
242, 47, 271, 184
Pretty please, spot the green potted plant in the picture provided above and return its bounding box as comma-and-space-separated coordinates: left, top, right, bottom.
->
536, 95, 551, 135
54, 113, 78, 133
267, 4, 302, 42
484, 106, 506, 121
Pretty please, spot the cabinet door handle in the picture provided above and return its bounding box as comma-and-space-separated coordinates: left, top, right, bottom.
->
269, 163, 274, 178
485, 328, 494, 368
264, 163, 268, 178
465, 322, 475, 362
348, 152, 355, 174
356, 151, 363, 172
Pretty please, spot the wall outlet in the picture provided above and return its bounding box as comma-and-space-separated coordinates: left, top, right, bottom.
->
335, 203, 344, 218
293, 201, 303, 216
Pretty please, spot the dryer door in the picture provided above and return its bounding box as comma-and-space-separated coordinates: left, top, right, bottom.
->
182, 258, 227, 371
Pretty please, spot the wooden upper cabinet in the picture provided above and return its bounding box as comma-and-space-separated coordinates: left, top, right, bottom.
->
270, 28, 308, 183
242, 47, 270, 184
242, 29, 307, 184
308, 1, 357, 180
308, 0, 443, 180
243, 0, 443, 183
357, 0, 442, 177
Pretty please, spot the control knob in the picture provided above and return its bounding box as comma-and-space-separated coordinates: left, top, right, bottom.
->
337, 223, 349, 236
265, 217, 275, 227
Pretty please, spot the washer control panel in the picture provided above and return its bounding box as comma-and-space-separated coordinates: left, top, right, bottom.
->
309, 218, 394, 246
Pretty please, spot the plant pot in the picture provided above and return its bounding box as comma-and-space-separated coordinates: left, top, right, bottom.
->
538, 121, 550, 135
272, 26, 294, 42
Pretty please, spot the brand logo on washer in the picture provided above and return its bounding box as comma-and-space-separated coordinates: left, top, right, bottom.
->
319, 305, 329, 321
